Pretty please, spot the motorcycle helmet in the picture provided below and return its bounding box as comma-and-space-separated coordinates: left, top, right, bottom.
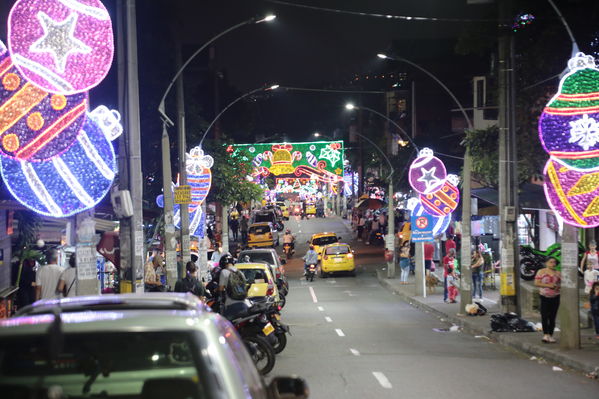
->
219, 254, 235, 268
286, 229, 291, 234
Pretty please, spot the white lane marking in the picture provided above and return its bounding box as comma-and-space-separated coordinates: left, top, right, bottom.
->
335, 329, 345, 337
325, 316, 332, 323
318, 306, 324, 312
350, 348, 360, 356
372, 372, 392, 389
309, 286, 318, 303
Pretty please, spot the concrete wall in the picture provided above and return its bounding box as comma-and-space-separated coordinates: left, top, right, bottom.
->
538, 210, 557, 250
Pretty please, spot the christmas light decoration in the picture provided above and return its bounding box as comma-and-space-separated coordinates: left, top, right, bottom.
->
538, 53, 599, 227
0, 42, 87, 161
0, 109, 119, 217
420, 174, 460, 217
233, 141, 344, 182
408, 148, 447, 194
409, 199, 451, 236
8, 0, 114, 95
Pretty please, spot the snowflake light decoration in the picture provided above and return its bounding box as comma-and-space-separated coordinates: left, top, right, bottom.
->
319, 145, 340, 167
568, 114, 599, 150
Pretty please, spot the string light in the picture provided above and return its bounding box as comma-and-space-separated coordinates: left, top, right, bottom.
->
8, 0, 114, 94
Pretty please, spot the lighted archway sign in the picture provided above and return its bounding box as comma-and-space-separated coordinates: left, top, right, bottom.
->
538, 53, 599, 227
0, 0, 119, 218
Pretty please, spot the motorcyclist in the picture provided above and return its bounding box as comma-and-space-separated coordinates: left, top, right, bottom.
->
283, 229, 295, 252
302, 245, 319, 275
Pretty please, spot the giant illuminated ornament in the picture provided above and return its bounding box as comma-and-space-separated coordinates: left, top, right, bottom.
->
156, 147, 213, 237
0, 0, 119, 218
408, 147, 458, 236
539, 53, 599, 227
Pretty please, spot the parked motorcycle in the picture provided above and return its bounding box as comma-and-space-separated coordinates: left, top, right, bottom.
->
283, 243, 294, 259
306, 263, 317, 282
250, 298, 290, 354
519, 242, 585, 280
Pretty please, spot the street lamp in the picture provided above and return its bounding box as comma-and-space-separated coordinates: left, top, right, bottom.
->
344, 103, 415, 279
378, 52, 474, 309
157, 14, 276, 278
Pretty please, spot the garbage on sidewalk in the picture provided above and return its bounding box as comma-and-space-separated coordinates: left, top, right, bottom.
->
466, 302, 488, 316
490, 313, 536, 332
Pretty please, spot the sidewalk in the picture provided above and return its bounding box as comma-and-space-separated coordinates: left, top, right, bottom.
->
376, 268, 599, 378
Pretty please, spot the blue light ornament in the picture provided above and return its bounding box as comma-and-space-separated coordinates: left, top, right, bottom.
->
0, 109, 118, 217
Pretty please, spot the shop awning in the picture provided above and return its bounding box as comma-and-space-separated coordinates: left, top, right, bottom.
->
471, 183, 549, 210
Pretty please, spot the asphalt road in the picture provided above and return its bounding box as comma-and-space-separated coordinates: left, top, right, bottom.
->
270, 215, 599, 398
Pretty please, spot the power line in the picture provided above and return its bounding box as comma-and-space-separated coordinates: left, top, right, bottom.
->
265, 0, 502, 23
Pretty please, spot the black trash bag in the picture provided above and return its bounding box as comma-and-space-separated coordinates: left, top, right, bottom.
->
490, 313, 535, 332
474, 301, 487, 316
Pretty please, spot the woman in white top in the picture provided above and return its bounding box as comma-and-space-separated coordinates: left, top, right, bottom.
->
580, 241, 599, 273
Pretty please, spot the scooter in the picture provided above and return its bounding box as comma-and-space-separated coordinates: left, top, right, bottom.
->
283, 243, 294, 259
306, 263, 317, 282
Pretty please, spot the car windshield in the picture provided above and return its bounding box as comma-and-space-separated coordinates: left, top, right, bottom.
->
325, 246, 350, 255
239, 252, 275, 266
254, 213, 274, 223
240, 269, 269, 284
312, 236, 338, 246
0, 331, 209, 398
249, 225, 270, 235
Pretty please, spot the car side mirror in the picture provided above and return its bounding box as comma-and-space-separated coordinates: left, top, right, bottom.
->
281, 259, 287, 265
268, 376, 309, 399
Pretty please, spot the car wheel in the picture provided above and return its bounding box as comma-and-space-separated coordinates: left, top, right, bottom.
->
350, 270, 356, 277
320, 270, 327, 278
244, 336, 276, 375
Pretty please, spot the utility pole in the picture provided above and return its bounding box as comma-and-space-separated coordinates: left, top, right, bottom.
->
161, 127, 177, 286
175, 45, 191, 275
560, 224, 580, 349
498, 0, 520, 314
460, 148, 473, 313
117, 0, 144, 292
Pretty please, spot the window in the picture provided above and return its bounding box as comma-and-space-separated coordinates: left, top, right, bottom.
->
0, 331, 210, 398
240, 269, 266, 284
312, 236, 338, 246
325, 246, 350, 255
239, 252, 275, 265
249, 226, 270, 235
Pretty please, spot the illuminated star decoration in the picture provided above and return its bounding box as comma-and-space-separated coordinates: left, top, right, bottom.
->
416, 167, 441, 191
186, 146, 214, 175
30, 12, 91, 73
319, 145, 341, 167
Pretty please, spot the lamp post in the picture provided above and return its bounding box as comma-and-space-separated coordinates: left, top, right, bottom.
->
378, 53, 475, 311
345, 103, 415, 279
157, 15, 276, 278
197, 84, 278, 254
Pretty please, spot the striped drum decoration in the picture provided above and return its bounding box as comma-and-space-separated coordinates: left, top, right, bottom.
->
0, 110, 117, 217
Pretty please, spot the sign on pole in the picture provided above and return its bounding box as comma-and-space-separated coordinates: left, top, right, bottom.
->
410, 214, 434, 242
174, 185, 192, 204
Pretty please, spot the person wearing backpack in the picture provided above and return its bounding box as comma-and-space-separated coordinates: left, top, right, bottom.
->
175, 262, 206, 300
218, 255, 249, 318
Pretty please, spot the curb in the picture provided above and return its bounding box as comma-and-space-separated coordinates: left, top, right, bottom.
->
376, 269, 599, 376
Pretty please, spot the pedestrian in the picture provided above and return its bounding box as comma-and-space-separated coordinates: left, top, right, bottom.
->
57, 255, 77, 298
175, 261, 207, 299
12, 258, 36, 308
589, 282, 599, 339
583, 261, 599, 294
357, 213, 365, 241
580, 240, 599, 273
378, 212, 386, 233
218, 255, 248, 318
447, 266, 459, 303
144, 254, 164, 292
399, 241, 411, 284
211, 246, 223, 266
230, 217, 239, 242
445, 235, 456, 257
35, 250, 63, 300
443, 248, 456, 303
534, 256, 561, 344
424, 241, 435, 275
471, 250, 484, 300
240, 216, 249, 245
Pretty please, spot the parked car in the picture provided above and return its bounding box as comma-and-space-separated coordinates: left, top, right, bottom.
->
236, 263, 281, 305
248, 222, 280, 248
238, 248, 288, 296
2, 295, 309, 398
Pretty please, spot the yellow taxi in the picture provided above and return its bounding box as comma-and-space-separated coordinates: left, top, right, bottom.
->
309, 232, 340, 259
320, 243, 356, 276
276, 201, 290, 220
248, 222, 278, 248
235, 263, 280, 303
305, 204, 316, 216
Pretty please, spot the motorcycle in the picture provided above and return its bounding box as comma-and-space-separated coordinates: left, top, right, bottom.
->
283, 243, 294, 259
229, 302, 277, 375
519, 242, 585, 280
250, 298, 290, 354
306, 263, 317, 282
370, 231, 385, 246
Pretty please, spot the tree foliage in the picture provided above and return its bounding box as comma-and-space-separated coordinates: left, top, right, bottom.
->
205, 141, 263, 205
